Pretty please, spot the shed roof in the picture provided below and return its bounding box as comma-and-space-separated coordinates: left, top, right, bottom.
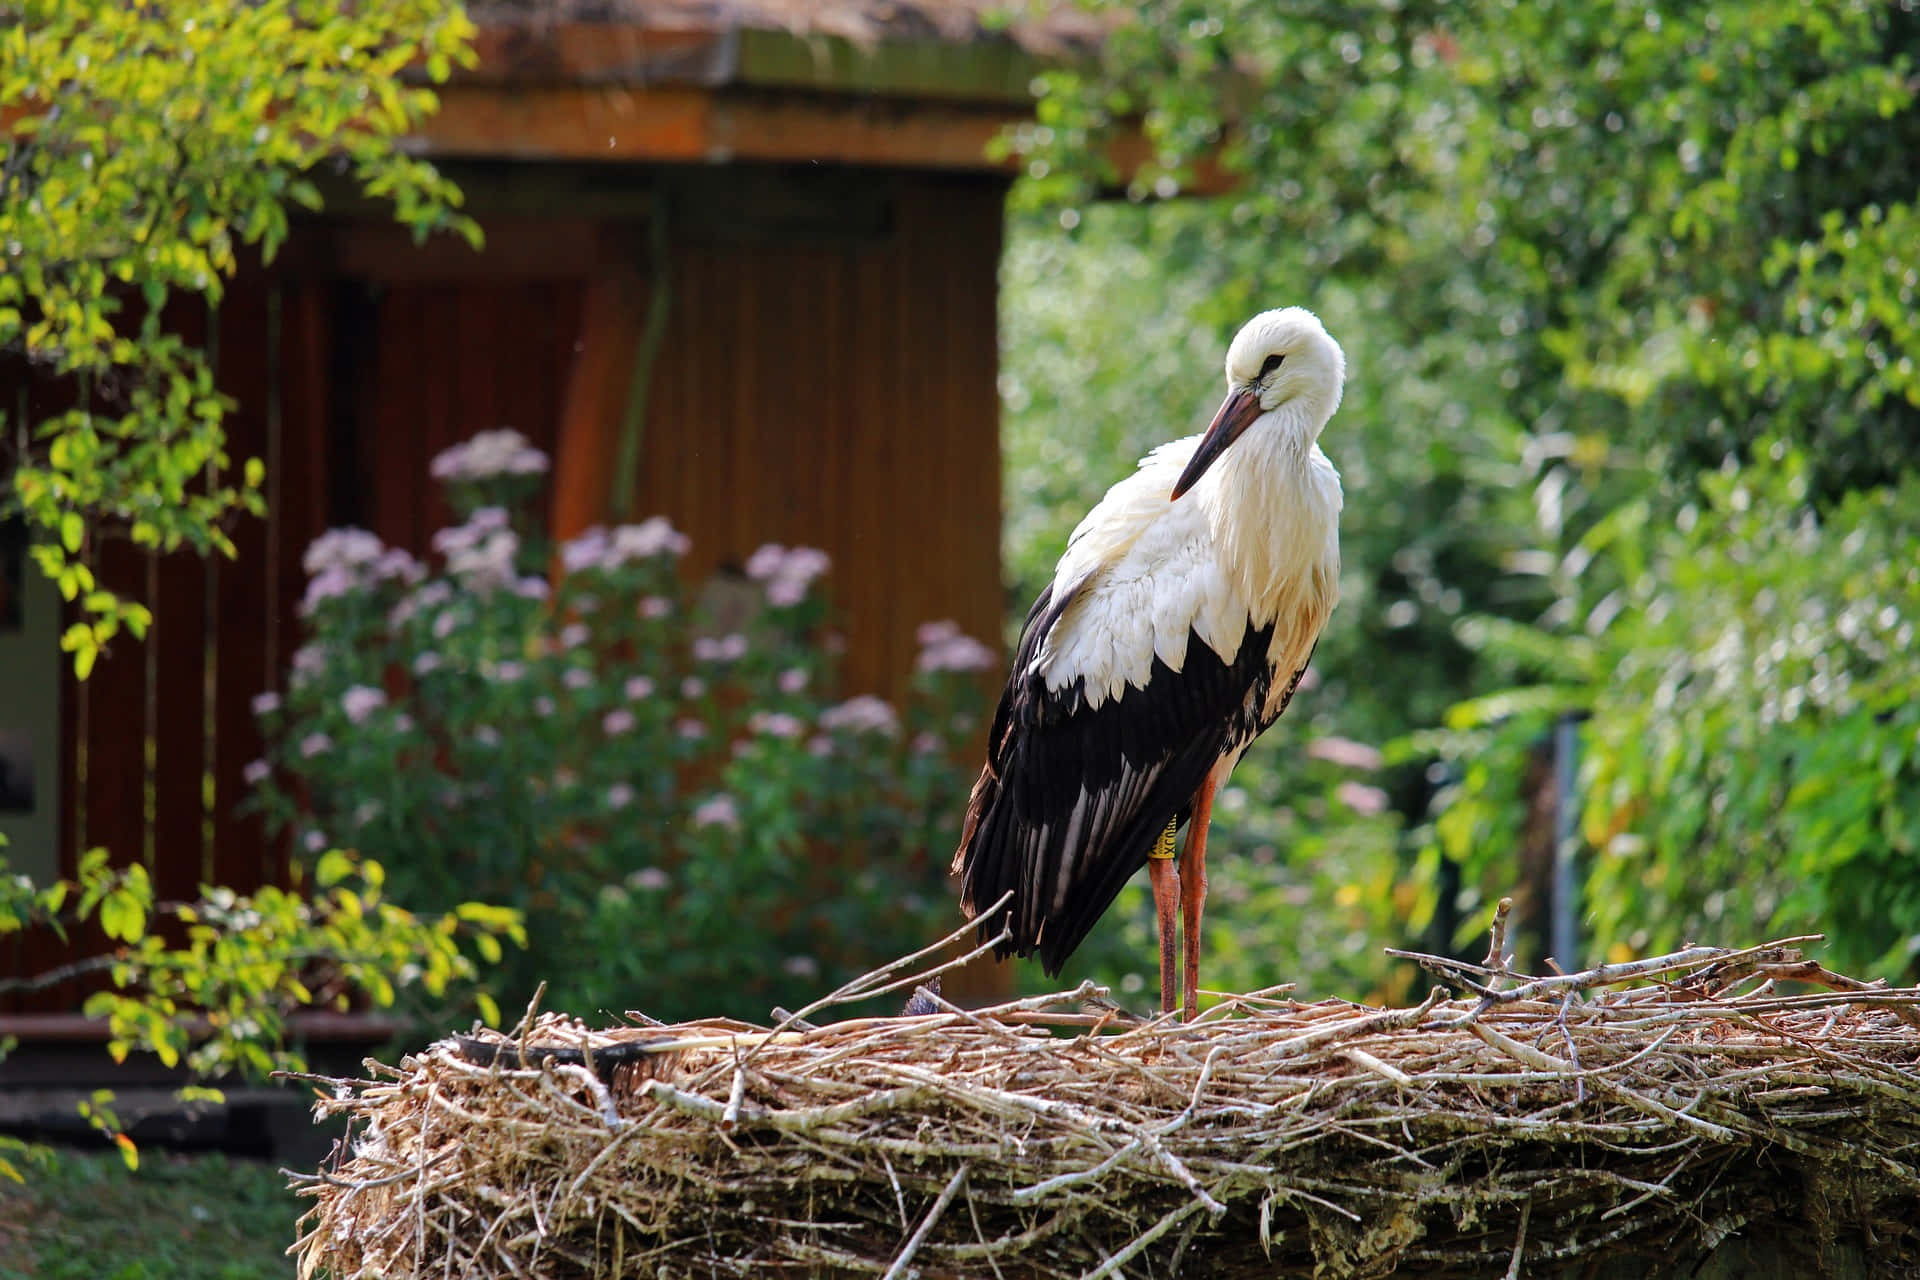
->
419, 1, 1113, 171
469, 0, 1108, 60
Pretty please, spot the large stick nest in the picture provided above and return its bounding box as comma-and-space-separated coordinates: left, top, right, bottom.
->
287, 915, 1920, 1278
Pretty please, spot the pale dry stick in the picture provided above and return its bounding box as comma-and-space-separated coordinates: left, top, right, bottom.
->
282, 1149, 458, 1192
1471, 1020, 1742, 1142
1342, 1045, 1416, 1086
1503, 1195, 1532, 1280
1007, 1143, 1139, 1207
1260, 987, 1448, 1060
881, 1163, 970, 1280
550, 1063, 623, 1128
721, 1063, 748, 1132
881, 1151, 908, 1231
764, 891, 1014, 1027
644, 1078, 937, 1134
1484, 897, 1515, 986
1391, 936, 1828, 1007
1076, 1198, 1210, 1280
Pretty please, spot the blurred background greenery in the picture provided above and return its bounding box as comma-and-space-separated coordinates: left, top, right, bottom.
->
996, 0, 1920, 1001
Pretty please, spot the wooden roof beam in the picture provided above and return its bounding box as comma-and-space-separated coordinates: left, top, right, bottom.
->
413, 84, 1235, 194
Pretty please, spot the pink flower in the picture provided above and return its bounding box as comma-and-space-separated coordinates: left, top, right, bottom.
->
1306, 736, 1384, 771
629, 867, 669, 891
492, 660, 525, 682
694, 633, 749, 663
299, 567, 357, 615
783, 547, 830, 582
243, 759, 270, 785
610, 517, 690, 562
447, 529, 521, 593
250, 692, 280, 716
744, 543, 788, 581
559, 526, 610, 573
304, 830, 328, 853
474, 726, 502, 747
373, 548, 424, 584
412, 652, 443, 676
916, 619, 961, 648
559, 622, 590, 650
430, 429, 549, 481
1336, 781, 1391, 816
681, 677, 706, 699
624, 675, 655, 700
342, 685, 386, 725
674, 718, 706, 740
820, 696, 899, 736
748, 544, 831, 605
808, 735, 833, 758
514, 576, 550, 601
691, 794, 740, 830
917, 633, 995, 673
563, 667, 592, 690
299, 733, 332, 759
777, 667, 809, 694
302, 528, 385, 576
748, 711, 805, 739
606, 783, 635, 809
534, 696, 556, 717
639, 596, 672, 620
603, 708, 636, 735
766, 577, 808, 608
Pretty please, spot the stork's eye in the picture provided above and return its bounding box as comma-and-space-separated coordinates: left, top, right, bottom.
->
1259, 353, 1285, 377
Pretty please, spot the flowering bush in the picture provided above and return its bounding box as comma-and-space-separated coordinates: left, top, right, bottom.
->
248, 430, 993, 1020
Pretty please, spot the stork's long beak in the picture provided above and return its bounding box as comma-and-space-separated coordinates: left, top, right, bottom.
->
1170, 385, 1264, 501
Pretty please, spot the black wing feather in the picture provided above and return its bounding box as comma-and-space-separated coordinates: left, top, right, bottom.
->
953, 580, 1280, 975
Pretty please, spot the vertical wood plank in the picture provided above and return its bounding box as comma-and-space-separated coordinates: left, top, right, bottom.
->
550, 271, 641, 541
209, 265, 279, 893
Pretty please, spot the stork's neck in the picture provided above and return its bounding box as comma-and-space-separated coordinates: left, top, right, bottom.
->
1192, 401, 1340, 615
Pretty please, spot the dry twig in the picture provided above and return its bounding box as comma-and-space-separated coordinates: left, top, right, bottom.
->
286, 931, 1920, 1279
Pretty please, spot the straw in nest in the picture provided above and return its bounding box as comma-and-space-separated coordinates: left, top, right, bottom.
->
284, 903, 1920, 1278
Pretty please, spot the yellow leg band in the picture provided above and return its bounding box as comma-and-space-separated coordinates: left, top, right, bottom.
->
1148, 817, 1179, 860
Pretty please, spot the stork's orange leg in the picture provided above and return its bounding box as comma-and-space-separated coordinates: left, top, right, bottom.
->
1149, 851, 1180, 1016
1180, 769, 1223, 1020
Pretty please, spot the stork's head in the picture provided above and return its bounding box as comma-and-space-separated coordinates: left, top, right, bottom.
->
1170, 307, 1346, 501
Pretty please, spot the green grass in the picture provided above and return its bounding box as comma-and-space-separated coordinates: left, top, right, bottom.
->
0, 1146, 299, 1280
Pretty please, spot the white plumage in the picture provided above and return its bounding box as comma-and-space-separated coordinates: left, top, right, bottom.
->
956, 307, 1347, 1016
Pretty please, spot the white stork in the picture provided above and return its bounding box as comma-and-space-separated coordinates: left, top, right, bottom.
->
953, 307, 1345, 1018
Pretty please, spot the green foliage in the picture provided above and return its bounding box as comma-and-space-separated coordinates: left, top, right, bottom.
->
252, 431, 994, 1022
1436, 448, 1920, 976
0, 0, 479, 676
0, 1147, 298, 1280
0, 845, 519, 1092
1000, 0, 1920, 981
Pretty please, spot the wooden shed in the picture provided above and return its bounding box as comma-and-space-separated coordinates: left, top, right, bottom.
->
0, 0, 1114, 1025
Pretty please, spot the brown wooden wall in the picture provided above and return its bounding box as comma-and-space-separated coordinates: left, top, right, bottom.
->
3, 165, 1008, 1011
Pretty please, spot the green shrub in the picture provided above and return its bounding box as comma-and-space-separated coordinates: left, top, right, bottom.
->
1432, 446, 1920, 976
251, 431, 992, 1021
